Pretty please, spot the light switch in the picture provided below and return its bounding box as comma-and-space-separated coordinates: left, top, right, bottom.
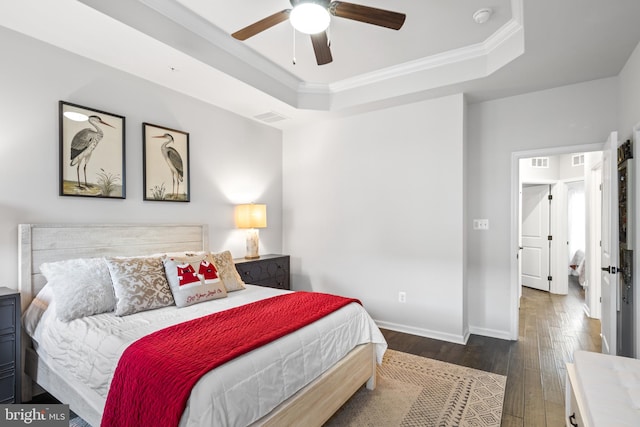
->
473, 219, 489, 230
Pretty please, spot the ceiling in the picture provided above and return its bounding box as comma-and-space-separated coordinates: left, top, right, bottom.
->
2, 0, 640, 129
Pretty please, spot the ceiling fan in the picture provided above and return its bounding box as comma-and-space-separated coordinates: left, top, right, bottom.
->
231, 0, 406, 66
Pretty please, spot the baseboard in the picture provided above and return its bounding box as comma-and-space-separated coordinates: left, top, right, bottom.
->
468, 325, 513, 341
375, 320, 468, 345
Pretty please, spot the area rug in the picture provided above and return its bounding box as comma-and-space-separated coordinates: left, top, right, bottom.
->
324, 349, 507, 427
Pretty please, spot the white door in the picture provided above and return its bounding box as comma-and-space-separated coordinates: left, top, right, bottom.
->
601, 131, 619, 355
521, 184, 551, 291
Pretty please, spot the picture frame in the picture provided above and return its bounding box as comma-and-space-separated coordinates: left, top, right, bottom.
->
59, 101, 126, 198
143, 123, 190, 202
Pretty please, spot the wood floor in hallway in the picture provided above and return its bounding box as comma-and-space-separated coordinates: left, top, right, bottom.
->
381, 279, 602, 427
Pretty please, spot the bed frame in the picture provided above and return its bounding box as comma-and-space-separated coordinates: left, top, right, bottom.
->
18, 223, 376, 426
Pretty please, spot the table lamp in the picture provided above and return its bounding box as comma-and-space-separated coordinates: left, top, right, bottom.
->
234, 203, 267, 259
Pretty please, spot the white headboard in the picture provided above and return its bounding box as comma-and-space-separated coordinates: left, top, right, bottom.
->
18, 223, 208, 311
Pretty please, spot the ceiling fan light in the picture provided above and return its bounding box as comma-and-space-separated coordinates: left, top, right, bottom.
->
290, 3, 330, 34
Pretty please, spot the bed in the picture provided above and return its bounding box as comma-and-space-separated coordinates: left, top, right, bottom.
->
18, 223, 387, 426
569, 249, 586, 286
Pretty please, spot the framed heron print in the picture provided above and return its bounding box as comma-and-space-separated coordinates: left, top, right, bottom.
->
143, 123, 190, 202
59, 101, 126, 198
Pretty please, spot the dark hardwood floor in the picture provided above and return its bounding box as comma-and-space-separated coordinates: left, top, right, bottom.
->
382, 277, 601, 427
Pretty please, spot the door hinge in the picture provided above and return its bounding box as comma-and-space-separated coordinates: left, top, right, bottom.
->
599, 183, 602, 191
600, 296, 602, 303
548, 235, 553, 240
548, 194, 553, 200
548, 275, 553, 281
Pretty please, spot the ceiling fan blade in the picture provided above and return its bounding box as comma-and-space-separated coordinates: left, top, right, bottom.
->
232, 9, 290, 41
330, 1, 406, 30
310, 32, 333, 65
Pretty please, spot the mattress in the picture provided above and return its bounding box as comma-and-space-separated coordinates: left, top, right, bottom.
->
27, 284, 387, 426
573, 350, 640, 426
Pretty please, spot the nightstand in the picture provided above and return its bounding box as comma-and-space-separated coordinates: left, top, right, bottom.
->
0, 287, 20, 404
234, 255, 290, 290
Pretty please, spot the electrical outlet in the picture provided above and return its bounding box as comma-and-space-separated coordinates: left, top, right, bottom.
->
398, 291, 406, 303
473, 219, 489, 230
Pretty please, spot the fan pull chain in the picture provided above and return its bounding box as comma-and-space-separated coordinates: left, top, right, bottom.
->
292, 27, 296, 65
327, 26, 331, 47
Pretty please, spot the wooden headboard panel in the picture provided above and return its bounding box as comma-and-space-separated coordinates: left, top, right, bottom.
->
18, 223, 209, 311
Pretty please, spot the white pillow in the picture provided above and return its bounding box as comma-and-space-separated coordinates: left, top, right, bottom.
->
163, 254, 227, 307
22, 283, 54, 336
40, 258, 116, 322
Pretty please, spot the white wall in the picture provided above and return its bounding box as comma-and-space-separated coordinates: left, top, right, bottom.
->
467, 78, 618, 338
558, 153, 586, 181
617, 40, 640, 356
618, 41, 640, 142
0, 27, 284, 290
283, 94, 467, 343
520, 154, 585, 183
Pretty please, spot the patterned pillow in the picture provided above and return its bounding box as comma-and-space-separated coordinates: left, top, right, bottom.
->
163, 254, 227, 307
209, 251, 245, 292
40, 257, 116, 322
105, 257, 175, 316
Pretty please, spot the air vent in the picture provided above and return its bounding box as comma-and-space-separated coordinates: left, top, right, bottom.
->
531, 157, 549, 168
253, 111, 288, 123
572, 154, 585, 166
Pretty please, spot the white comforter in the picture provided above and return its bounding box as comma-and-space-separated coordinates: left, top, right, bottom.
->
28, 285, 387, 426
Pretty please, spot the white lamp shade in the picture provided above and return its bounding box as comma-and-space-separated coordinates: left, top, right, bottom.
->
289, 3, 330, 34
235, 204, 267, 229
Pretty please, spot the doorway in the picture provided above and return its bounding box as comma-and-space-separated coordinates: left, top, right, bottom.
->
509, 143, 604, 341
518, 153, 597, 299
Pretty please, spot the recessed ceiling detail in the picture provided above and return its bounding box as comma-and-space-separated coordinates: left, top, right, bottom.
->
74, 0, 523, 112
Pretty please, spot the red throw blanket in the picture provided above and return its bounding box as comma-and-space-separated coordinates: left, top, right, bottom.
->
101, 292, 360, 427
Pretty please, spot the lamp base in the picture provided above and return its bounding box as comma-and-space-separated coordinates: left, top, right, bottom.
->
245, 229, 260, 260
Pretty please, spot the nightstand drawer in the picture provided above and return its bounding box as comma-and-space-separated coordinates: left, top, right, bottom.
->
0, 369, 16, 403
0, 298, 16, 336
253, 277, 288, 290
234, 255, 290, 290
239, 260, 287, 282
0, 335, 16, 372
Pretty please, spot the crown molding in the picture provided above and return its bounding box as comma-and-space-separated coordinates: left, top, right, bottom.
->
328, 18, 524, 94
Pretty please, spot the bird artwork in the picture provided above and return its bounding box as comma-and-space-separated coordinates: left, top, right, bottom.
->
69, 115, 114, 189
154, 133, 184, 198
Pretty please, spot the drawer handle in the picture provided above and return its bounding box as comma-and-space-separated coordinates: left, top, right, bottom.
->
569, 413, 578, 427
